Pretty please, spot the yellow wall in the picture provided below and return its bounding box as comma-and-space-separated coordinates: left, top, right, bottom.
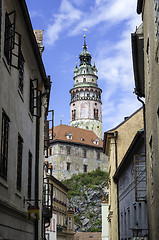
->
105, 108, 144, 240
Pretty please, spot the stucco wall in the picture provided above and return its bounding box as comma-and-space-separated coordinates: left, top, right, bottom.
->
142, 0, 159, 238
105, 108, 144, 240
118, 144, 148, 239
48, 142, 108, 181
0, 0, 47, 239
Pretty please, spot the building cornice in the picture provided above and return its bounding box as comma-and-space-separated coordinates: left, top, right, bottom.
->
50, 139, 103, 150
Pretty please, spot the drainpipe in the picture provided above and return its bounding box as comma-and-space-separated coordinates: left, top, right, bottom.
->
114, 131, 120, 240
137, 96, 146, 153
35, 116, 40, 240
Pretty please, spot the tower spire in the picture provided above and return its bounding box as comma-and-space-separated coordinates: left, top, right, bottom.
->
83, 35, 87, 51
70, 36, 103, 139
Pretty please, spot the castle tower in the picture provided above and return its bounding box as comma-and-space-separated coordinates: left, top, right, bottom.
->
70, 36, 103, 139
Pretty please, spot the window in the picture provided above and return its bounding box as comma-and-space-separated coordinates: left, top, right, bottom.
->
97, 152, 100, 160
18, 50, 25, 93
49, 147, 52, 156
67, 162, 71, 171
94, 109, 98, 120
149, 136, 154, 198
29, 79, 42, 117
69, 217, 72, 230
134, 204, 136, 224
4, 11, 15, 65
72, 109, 76, 121
75, 148, 78, 156
0, 111, 10, 179
155, 0, 159, 40
67, 146, 71, 155
60, 146, 63, 154
66, 132, 72, 140
83, 150, 87, 158
28, 151, 32, 199
84, 165, 87, 173
124, 211, 127, 237
121, 213, 123, 238
128, 208, 130, 232
17, 134, 23, 191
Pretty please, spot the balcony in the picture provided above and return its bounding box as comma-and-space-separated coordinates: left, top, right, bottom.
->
43, 177, 53, 227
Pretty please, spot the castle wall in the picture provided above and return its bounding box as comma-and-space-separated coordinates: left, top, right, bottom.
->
47, 142, 108, 181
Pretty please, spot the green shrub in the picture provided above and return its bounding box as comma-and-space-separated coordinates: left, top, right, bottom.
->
74, 215, 82, 226
88, 212, 93, 218
87, 226, 101, 232
94, 219, 102, 225
91, 202, 96, 206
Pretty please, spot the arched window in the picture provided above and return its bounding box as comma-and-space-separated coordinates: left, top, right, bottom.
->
94, 109, 98, 120
72, 109, 76, 120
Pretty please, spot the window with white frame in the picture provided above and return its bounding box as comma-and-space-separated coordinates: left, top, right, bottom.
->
69, 217, 72, 230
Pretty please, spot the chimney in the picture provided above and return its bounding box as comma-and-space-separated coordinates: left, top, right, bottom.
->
34, 30, 44, 55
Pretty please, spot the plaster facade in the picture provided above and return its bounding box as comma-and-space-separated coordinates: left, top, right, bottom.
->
0, 0, 50, 239
132, 1, 159, 238
103, 107, 144, 240
114, 130, 148, 239
45, 174, 74, 240
101, 201, 109, 240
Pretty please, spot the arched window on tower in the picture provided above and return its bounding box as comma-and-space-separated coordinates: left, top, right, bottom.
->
72, 109, 76, 121
94, 109, 98, 120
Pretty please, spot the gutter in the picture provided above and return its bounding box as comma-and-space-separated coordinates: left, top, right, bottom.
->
113, 131, 120, 240
35, 116, 40, 240
137, 0, 143, 14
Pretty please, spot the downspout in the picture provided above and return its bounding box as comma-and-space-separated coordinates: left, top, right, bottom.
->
35, 116, 40, 240
137, 96, 146, 152
114, 131, 120, 240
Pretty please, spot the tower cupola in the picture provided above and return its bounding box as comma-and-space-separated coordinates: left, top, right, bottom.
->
70, 36, 103, 139
79, 35, 92, 66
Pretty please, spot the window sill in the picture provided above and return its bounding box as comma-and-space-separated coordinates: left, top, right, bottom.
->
15, 190, 22, 199
0, 177, 8, 189
18, 88, 24, 102
2, 57, 11, 74
28, 112, 33, 122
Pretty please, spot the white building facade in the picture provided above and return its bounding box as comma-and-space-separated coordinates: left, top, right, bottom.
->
0, 0, 51, 239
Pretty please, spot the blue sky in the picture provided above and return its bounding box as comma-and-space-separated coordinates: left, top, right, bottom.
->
26, 0, 142, 133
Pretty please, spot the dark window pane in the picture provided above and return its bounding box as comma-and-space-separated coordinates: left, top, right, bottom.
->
0, 111, 9, 179
17, 135, 23, 191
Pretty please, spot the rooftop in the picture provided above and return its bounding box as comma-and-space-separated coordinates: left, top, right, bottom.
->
50, 125, 103, 148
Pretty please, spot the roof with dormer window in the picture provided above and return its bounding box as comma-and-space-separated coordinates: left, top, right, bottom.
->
49, 125, 103, 148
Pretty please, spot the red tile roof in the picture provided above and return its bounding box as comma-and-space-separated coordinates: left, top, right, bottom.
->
74, 232, 102, 240
50, 125, 103, 148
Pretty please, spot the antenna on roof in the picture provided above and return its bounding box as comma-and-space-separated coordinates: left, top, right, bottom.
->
60, 115, 63, 125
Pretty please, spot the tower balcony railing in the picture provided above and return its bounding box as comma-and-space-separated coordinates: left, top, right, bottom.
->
74, 82, 98, 87
71, 96, 102, 103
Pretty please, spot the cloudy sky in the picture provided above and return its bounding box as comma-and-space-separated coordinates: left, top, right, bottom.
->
26, 0, 142, 133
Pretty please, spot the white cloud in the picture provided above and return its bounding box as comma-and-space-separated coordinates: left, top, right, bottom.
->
44, 0, 142, 131
45, 0, 141, 45
29, 10, 45, 19
45, 0, 82, 45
